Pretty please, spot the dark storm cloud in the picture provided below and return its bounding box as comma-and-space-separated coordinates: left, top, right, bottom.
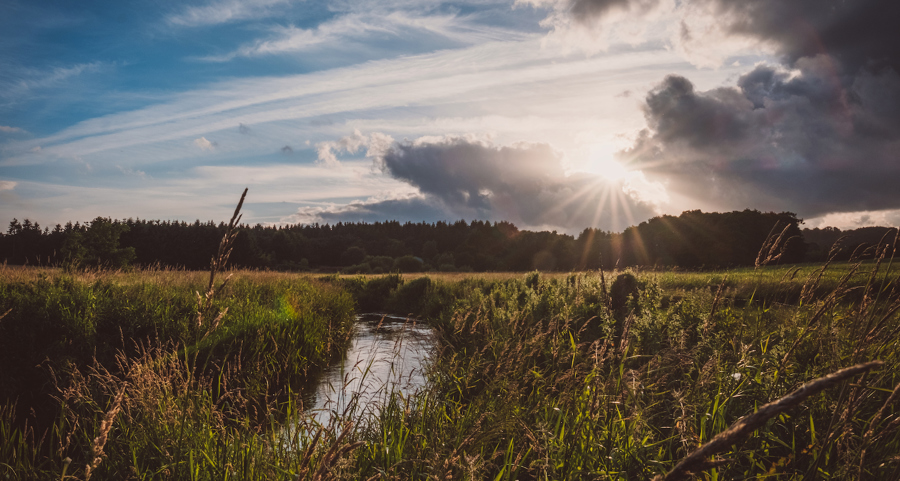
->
699, 0, 900, 73
623, 63, 900, 217
379, 137, 658, 230
564, 0, 900, 218
566, 0, 900, 71
305, 137, 659, 232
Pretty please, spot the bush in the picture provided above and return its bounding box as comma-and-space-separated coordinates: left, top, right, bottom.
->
393, 255, 424, 273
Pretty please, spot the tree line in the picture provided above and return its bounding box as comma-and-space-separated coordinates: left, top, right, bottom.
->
2, 209, 893, 272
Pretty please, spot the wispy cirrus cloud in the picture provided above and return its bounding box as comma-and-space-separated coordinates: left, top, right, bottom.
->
0, 126, 27, 134
4, 38, 712, 167
166, 0, 289, 27
199, 10, 528, 62
0, 62, 105, 101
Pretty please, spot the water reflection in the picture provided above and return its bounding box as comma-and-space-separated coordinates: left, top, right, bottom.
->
303, 314, 434, 426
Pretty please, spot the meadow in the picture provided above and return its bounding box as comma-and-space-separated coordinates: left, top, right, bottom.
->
1, 243, 899, 479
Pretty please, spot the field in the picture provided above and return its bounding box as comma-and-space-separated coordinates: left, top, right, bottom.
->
1, 254, 899, 480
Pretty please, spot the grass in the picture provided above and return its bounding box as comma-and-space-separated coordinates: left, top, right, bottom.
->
0, 265, 357, 480
1, 243, 899, 479
330, 252, 900, 478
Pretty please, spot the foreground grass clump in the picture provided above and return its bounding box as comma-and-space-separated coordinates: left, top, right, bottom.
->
0, 267, 357, 480
331, 255, 900, 478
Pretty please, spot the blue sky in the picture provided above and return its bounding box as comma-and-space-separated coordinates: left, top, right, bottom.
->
2, 0, 899, 233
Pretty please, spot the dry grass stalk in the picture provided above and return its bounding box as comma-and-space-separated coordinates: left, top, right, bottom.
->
84, 383, 127, 480
702, 276, 727, 338
294, 422, 365, 481
654, 360, 883, 481
755, 223, 790, 267
196, 187, 247, 330
800, 239, 845, 304
859, 382, 900, 476
852, 229, 900, 358
780, 264, 859, 367
755, 222, 803, 268
617, 313, 635, 356
295, 426, 325, 477
598, 253, 612, 318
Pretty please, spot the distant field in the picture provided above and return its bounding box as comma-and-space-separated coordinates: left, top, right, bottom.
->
3, 259, 880, 285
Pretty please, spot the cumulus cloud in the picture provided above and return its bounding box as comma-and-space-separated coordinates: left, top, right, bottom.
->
621, 62, 900, 217
525, 0, 676, 55
807, 209, 900, 230
534, 0, 900, 70
315, 129, 394, 167
193, 137, 217, 151
543, 0, 900, 219
301, 135, 662, 232
691, 0, 900, 73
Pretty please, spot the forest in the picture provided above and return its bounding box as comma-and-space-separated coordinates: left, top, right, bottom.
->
2, 209, 893, 272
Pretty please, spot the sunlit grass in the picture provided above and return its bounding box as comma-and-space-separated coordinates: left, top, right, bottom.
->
2, 254, 899, 479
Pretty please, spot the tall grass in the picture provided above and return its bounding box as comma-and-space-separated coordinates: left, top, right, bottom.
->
1, 230, 899, 479
0, 268, 356, 480
329, 241, 900, 478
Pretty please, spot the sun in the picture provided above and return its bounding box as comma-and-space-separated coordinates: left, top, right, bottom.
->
585, 145, 631, 182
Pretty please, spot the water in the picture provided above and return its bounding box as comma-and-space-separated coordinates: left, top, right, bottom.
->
302, 313, 435, 426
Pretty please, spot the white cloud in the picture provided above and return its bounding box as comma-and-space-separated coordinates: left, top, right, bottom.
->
200, 10, 526, 62
167, 0, 288, 27
522, 0, 677, 53
193, 137, 216, 150
315, 129, 394, 167
806, 210, 900, 230
522, 0, 770, 66
117, 165, 148, 179
0, 180, 17, 191
0, 126, 27, 134
2, 161, 412, 226
672, 1, 770, 68
0, 32, 754, 230
4, 38, 718, 167
0, 62, 104, 100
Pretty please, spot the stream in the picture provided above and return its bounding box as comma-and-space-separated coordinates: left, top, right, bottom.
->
302, 313, 436, 426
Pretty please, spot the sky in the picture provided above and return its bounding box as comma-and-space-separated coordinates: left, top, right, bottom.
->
2, 0, 899, 234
